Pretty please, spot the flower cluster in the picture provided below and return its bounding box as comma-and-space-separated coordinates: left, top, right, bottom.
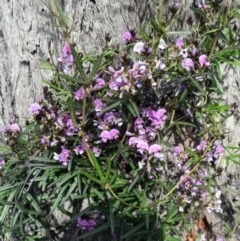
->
58, 44, 74, 74
77, 217, 97, 231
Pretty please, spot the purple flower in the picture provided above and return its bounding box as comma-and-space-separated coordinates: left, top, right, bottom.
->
58, 44, 74, 74
129, 136, 138, 146
191, 46, 198, 56
182, 58, 194, 71
214, 145, 224, 156
198, 0, 205, 8
29, 103, 42, 115
92, 146, 101, 157
196, 140, 206, 152
41, 135, 50, 146
54, 148, 71, 166
94, 99, 106, 115
10, 123, 20, 132
77, 218, 97, 231
136, 140, 149, 154
178, 48, 188, 58
94, 78, 105, 89
75, 87, 85, 100
74, 143, 86, 155
173, 146, 181, 156
122, 31, 132, 43
109, 129, 120, 140
158, 38, 167, 51
146, 108, 167, 128
133, 42, 145, 54
199, 54, 210, 68
175, 37, 184, 48
100, 129, 120, 142
134, 118, 144, 132
156, 58, 166, 70
0, 158, 5, 169
149, 144, 163, 159
168, 3, 180, 14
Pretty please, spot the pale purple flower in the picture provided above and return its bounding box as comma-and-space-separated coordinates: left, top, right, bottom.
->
109, 129, 120, 140
77, 218, 97, 231
100, 129, 120, 142
149, 144, 162, 158
168, 3, 180, 14
133, 42, 145, 54
0, 126, 6, 133
182, 58, 194, 71
134, 118, 144, 131
178, 48, 188, 58
146, 127, 156, 140
146, 109, 167, 128
199, 54, 210, 67
75, 143, 86, 155
122, 31, 132, 43
196, 140, 206, 152
100, 130, 110, 143
198, 0, 205, 8
214, 145, 224, 156
175, 37, 184, 48
137, 140, 149, 154
94, 99, 106, 115
158, 38, 167, 51
29, 103, 42, 115
129, 136, 138, 146
41, 135, 50, 145
94, 78, 105, 89
75, 87, 85, 100
109, 80, 119, 91
10, 123, 20, 132
173, 146, 181, 156
55, 148, 71, 166
0, 158, 5, 169
92, 146, 101, 157
58, 44, 74, 74
199, 170, 207, 178
191, 46, 198, 56
156, 58, 166, 70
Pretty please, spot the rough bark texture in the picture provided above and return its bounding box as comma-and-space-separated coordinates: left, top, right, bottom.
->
1, 0, 240, 240
0, 0, 153, 127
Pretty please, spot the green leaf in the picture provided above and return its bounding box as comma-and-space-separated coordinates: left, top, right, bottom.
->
58, 73, 86, 84
101, 100, 123, 114
48, 184, 68, 217
121, 222, 146, 239
80, 170, 102, 185
68, 95, 78, 127
70, 44, 88, 83
51, 0, 68, 27
90, 187, 105, 201
189, 6, 208, 21
38, 60, 54, 70
189, 77, 204, 93
86, 148, 104, 183
176, 121, 196, 128
76, 223, 110, 240
42, 79, 60, 91
0, 190, 16, 223
88, 54, 104, 82
212, 73, 223, 93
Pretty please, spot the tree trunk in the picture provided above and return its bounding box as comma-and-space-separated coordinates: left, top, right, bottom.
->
0, 0, 153, 127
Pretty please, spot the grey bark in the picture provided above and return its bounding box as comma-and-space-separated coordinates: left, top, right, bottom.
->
0, 0, 153, 127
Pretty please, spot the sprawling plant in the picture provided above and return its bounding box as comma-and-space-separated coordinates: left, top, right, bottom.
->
1, 1, 240, 240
